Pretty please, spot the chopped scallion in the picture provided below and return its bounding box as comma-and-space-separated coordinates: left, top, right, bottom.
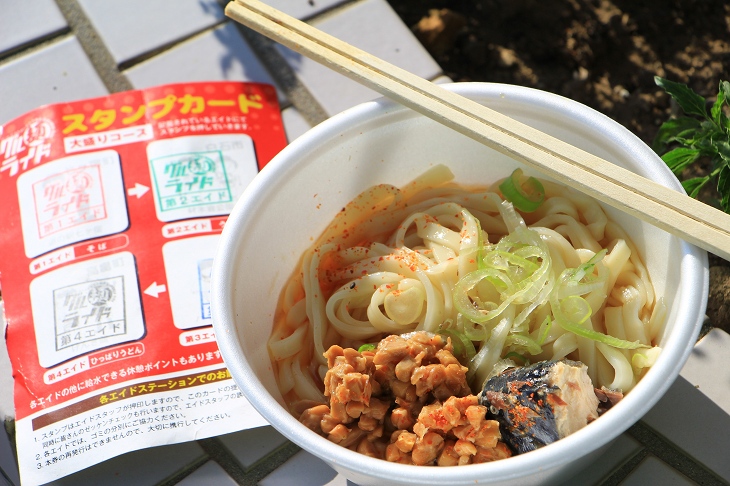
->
438, 328, 477, 363
503, 351, 529, 365
499, 169, 545, 212
358, 343, 376, 353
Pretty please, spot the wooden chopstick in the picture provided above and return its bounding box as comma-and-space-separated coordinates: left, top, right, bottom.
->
226, 0, 730, 261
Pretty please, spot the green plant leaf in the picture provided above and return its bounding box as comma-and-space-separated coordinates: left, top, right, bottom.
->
661, 147, 701, 174
711, 87, 727, 127
719, 165, 730, 212
655, 76, 709, 120
717, 140, 730, 164
655, 78, 730, 214
652, 117, 702, 153
693, 128, 725, 156
721, 81, 730, 107
682, 176, 710, 198
718, 81, 730, 136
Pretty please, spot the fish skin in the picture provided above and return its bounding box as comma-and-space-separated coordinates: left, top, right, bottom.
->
479, 360, 584, 454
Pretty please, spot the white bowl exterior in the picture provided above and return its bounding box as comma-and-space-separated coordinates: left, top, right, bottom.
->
212, 83, 708, 485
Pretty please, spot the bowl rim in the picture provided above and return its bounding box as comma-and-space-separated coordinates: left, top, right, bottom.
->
212, 82, 709, 484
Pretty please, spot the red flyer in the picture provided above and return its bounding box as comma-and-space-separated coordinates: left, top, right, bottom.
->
0, 81, 285, 485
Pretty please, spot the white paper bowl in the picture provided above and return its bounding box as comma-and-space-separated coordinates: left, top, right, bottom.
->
211, 83, 708, 485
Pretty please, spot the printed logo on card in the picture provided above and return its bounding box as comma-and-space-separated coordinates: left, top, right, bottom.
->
146, 134, 258, 222
17, 150, 129, 258
53, 277, 126, 351
30, 252, 145, 368
150, 150, 233, 211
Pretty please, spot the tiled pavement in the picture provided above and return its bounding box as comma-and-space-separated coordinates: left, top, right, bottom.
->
0, 1, 729, 484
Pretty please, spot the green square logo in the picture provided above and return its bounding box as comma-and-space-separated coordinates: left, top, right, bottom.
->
149, 150, 232, 212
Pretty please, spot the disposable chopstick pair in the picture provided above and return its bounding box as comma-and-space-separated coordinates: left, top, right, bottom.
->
226, 0, 730, 261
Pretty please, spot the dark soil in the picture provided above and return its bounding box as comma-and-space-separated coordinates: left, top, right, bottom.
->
387, 0, 730, 333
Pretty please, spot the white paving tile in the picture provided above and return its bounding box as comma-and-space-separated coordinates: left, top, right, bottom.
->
619, 456, 697, 486
262, 0, 349, 20
0, 0, 67, 56
641, 375, 730, 480
281, 106, 313, 143
259, 450, 348, 486
680, 328, 730, 415
77, 0, 225, 64
0, 423, 20, 486
560, 434, 643, 485
46, 442, 206, 485
0, 36, 108, 125
218, 426, 289, 469
275, 0, 442, 116
177, 461, 237, 486
124, 22, 286, 104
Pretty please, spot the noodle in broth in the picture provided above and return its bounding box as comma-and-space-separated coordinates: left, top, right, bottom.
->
269, 164, 663, 420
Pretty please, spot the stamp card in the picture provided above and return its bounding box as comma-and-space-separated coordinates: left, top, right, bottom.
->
0, 81, 286, 486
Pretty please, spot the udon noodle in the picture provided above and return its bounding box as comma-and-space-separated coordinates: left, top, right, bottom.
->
269, 164, 663, 411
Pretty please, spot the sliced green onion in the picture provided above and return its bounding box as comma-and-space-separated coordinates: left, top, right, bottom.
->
536, 315, 552, 345
553, 295, 646, 349
558, 319, 647, 349
503, 351, 529, 365
504, 334, 542, 355
556, 252, 607, 300
480, 274, 510, 294
632, 347, 662, 369
474, 218, 487, 271
565, 249, 607, 283
483, 250, 539, 272
462, 245, 492, 272
557, 280, 606, 299
453, 268, 513, 323
548, 258, 646, 350
486, 358, 519, 380
438, 328, 477, 362
461, 316, 489, 342
556, 295, 593, 325
358, 343, 376, 353
499, 169, 545, 212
